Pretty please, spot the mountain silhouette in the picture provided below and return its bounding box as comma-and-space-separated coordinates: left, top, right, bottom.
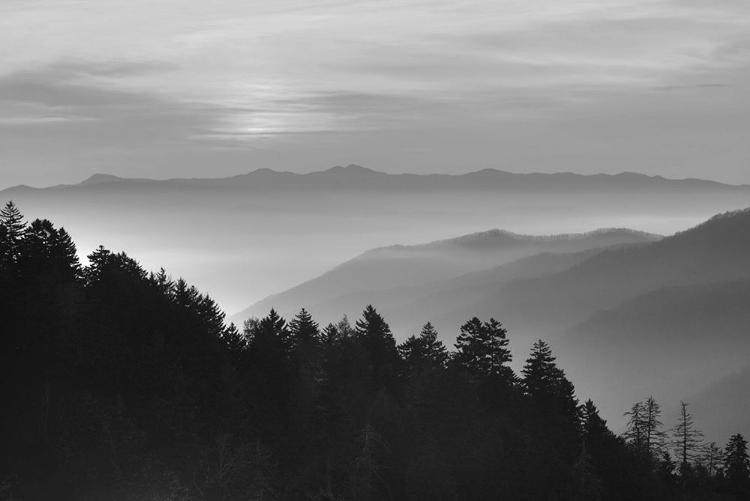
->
4, 165, 750, 195
232, 228, 660, 325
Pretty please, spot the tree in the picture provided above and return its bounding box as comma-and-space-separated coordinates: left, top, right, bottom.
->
573, 441, 603, 501
0, 200, 25, 268
398, 322, 449, 377
724, 434, 750, 488
289, 308, 320, 346
670, 401, 704, 474
222, 323, 247, 359
700, 442, 724, 478
581, 400, 613, 442
643, 397, 667, 458
624, 397, 666, 460
351, 424, 390, 501
243, 309, 293, 439
355, 305, 401, 390
453, 317, 513, 382
521, 340, 578, 414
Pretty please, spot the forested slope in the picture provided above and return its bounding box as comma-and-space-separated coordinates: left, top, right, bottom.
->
1, 201, 747, 501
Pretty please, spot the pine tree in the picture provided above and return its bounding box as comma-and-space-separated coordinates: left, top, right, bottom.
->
355, 305, 401, 390
700, 442, 724, 478
624, 397, 666, 462
573, 441, 603, 501
582, 400, 613, 442
643, 397, 667, 458
724, 433, 750, 487
289, 308, 320, 347
222, 323, 247, 358
398, 322, 449, 377
624, 397, 666, 460
249, 308, 290, 352
670, 401, 704, 474
624, 401, 645, 454
453, 317, 513, 383
0, 200, 26, 267
522, 339, 579, 425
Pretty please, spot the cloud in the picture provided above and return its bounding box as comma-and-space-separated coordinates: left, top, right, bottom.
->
1, 0, 750, 186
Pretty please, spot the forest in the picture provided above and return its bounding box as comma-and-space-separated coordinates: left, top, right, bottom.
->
1, 200, 749, 501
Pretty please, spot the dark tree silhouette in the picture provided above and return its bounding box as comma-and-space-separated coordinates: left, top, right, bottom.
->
453, 317, 513, 383
398, 322, 449, 377
355, 305, 401, 391
625, 397, 666, 460
670, 401, 704, 475
724, 433, 750, 495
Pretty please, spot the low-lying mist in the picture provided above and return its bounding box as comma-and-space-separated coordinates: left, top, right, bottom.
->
7, 187, 749, 316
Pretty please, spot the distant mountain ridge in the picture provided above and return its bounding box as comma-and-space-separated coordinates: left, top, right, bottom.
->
232, 227, 661, 325
4, 164, 749, 194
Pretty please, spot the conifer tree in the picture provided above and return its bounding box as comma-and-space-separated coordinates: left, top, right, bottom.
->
398, 322, 449, 377
453, 317, 513, 382
522, 340, 579, 424
643, 396, 667, 458
289, 308, 320, 347
624, 397, 666, 460
0, 200, 26, 267
222, 323, 247, 358
355, 305, 401, 390
670, 401, 704, 474
700, 442, 724, 478
624, 401, 645, 454
724, 433, 750, 487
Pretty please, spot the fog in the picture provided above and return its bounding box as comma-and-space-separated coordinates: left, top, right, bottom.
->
6, 183, 750, 316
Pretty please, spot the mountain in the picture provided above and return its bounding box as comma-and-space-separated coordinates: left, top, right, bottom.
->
558, 279, 750, 435
677, 364, 750, 445
406, 208, 750, 340
5, 165, 750, 195
232, 228, 660, 325
234, 207, 750, 440
4, 166, 750, 317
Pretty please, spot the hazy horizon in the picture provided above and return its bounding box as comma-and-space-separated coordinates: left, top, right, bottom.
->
5, 163, 750, 192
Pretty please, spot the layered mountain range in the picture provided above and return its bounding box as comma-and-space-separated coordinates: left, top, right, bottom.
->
235, 207, 750, 440
3, 166, 750, 440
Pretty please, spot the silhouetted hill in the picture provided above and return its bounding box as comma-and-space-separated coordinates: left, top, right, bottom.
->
680, 364, 750, 445
557, 279, 750, 435
233, 228, 660, 325
417, 208, 750, 340
4, 165, 750, 195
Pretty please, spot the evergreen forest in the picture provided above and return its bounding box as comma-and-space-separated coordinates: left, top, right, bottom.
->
2, 201, 749, 501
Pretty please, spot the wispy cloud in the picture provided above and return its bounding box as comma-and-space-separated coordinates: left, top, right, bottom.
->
1, 0, 750, 185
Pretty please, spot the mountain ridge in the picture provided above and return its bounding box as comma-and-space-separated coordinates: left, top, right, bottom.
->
4, 165, 750, 194
232, 227, 661, 324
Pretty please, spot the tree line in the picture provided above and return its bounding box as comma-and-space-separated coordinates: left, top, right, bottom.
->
1, 201, 748, 500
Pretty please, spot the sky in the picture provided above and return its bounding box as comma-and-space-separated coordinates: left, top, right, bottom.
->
2, 0, 750, 189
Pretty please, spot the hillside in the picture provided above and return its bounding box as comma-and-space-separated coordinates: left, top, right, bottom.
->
405, 208, 750, 342
233, 228, 660, 325
557, 279, 750, 434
